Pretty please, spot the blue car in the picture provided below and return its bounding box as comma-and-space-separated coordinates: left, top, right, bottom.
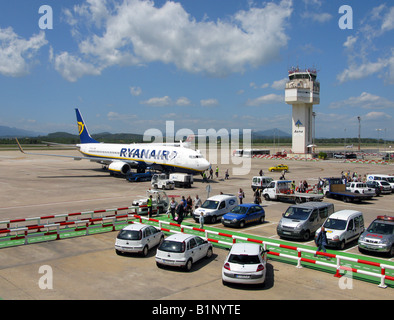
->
221, 204, 265, 228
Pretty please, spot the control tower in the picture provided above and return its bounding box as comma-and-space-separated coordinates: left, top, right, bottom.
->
285, 67, 320, 155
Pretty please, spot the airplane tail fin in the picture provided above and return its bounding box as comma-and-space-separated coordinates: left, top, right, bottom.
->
75, 108, 99, 144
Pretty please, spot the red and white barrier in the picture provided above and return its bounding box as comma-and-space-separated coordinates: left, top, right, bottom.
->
150, 216, 394, 289
1, 206, 393, 289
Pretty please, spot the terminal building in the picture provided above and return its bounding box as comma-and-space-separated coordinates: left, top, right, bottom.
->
285, 67, 320, 156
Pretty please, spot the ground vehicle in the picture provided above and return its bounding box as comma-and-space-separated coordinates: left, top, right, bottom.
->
151, 173, 175, 190
382, 152, 394, 161
274, 151, 287, 158
169, 173, 193, 188
358, 216, 394, 256
333, 153, 345, 159
262, 180, 324, 204
322, 177, 373, 202
346, 182, 376, 196
366, 180, 383, 196
367, 174, 394, 192
132, 190, 169, 215
222, 243, 268, 286
251, 176, 273, 191
126, 170, 154, 182
374, 180, 392, 194
268, 164, 288, 172
333, 153, 357, 159
193, 194, 238, 223
316, 210, 364, 250
221, 204, 265, 228
277, 202, 334, 240
155, 234, 213, 271
115, 224, 164, 256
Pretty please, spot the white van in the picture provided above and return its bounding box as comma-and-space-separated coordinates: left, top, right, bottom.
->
367, 174, 394, 192
251, 176, 273, 191
316, 210, 364, 250
193, 194, 238, 224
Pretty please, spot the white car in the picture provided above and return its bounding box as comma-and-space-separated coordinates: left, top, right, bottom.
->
222, 243, 268, 286
346, 182, 375, 196
374, 180, 392, 194
155, 233, 213, 271
115, 224, 164, 256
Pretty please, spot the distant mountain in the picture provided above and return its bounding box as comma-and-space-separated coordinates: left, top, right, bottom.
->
252, 128, 291, 138
0, 125, 46, 138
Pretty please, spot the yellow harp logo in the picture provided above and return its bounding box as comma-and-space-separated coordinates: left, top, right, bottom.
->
78, 122, 85, 135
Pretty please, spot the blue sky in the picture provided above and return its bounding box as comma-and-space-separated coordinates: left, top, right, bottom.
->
0, 0, 393, 139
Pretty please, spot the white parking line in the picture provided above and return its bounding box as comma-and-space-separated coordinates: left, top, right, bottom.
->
243, 222, 277, 231
344, 244, 359, 253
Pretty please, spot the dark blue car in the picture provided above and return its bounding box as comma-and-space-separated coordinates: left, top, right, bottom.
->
221, 204, 265, 228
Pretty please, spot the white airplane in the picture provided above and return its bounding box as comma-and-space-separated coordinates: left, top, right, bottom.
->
16, 108, 211, 176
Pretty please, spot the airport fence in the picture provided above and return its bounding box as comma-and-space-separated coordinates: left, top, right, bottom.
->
1, 207, 393, 289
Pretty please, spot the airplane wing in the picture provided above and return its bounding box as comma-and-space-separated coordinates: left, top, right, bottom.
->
40, 141, 77, 148
15, 138, 139, 166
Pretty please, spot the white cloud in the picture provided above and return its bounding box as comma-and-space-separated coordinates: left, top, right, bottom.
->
0, 28, 47, 77
130, 86, 142, 96
175, 97, 191, 106
300, 0, 332, 23
338, 4, 394, 84
271, 77, 288, 90
55, 0, 293, 81
381, 6, 394, 32
329, 92, 394, 110
200, 99, 219, 107
246, 94, 284, 106
343, 36, 357, 49
337, 59, 388, 83
107, 111, 137, 121
364, 111, 392, 120
54, 52, 102, 82
301, 12, 332, 23
140, 96, 171, 107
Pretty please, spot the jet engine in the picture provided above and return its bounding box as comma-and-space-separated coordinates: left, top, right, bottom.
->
108, 161, 131, 175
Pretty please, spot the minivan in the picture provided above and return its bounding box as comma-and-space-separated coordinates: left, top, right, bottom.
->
277, 202, 334, 241
367, 174, 394, 192
251, 176, 273, 191
193, 194, 238, 224
316, 210, 364, 250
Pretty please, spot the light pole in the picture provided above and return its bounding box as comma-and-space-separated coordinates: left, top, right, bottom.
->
357, 116, 361, 151
376, 128, 383, 152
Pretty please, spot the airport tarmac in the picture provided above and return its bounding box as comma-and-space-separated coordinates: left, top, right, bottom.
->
0, 149, 393, 301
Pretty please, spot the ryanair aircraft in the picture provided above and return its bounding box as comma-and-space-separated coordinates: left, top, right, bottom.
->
16, 109, 211, 175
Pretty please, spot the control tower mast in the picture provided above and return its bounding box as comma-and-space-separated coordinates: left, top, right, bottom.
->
285, 67, 320, 155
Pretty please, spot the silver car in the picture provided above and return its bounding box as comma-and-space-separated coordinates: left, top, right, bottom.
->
115, 224, 164, 256
156, 234, 213, 271
358, 216, 394, 257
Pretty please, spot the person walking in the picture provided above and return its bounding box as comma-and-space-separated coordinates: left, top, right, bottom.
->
186, 196, 193, 217
147, 195, 153, 218
225, 169, 229, 180
199, 212, 205, 230
169, 197, 177, 220
253, 189, 261, 205
194, 194, 202, 211
314, 227, 329, 259
176, 201, 184, 224
238, 188, 245, 204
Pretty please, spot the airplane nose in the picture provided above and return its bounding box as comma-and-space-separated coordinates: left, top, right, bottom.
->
201, 159, 210, 170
